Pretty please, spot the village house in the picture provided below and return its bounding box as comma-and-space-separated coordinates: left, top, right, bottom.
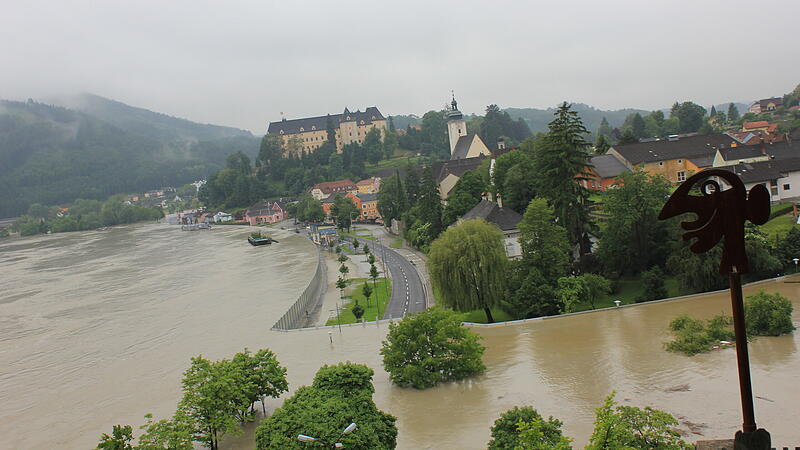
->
213, 211, 233, 223
267, 107, 387, 155
345, 192, 363, 215
712, 140, 800, 167
456, 198, 523, 258
357, 193, 380, 222
582, 154, 629, 191
321, 197, 337, 218
725, 129, 786, 146
742, 121, 779, 134
748, 97, 783, 114
356, 177, 381, 194
244, 201, 284, 225
607, 133, 737, 183
718, 157, 800, 202
310, 180, 358, 201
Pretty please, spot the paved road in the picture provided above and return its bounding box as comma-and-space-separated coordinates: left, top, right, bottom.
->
352, 235, 427, 319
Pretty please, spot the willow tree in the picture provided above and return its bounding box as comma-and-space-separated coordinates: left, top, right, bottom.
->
428, 218, 507, 322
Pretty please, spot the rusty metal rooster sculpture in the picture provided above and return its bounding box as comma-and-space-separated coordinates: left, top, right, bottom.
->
659, 169, 771, 448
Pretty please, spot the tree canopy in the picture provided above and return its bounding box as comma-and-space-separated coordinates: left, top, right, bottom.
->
255, 363, 397, 449
380, 308, 485, 389
428, 218, 507, 322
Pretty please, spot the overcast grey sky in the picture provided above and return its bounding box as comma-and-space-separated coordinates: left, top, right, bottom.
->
2, 0, 798, 133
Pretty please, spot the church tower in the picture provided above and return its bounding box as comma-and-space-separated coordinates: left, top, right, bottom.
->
446, 94, 467, 155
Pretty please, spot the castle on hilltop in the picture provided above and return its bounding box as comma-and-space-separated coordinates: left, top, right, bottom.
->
267, 107, 387, 155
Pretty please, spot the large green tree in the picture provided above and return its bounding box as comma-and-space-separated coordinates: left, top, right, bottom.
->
672, 101, 707, 133
597, 170, 673, 276
294, 193, 325, 223
377, 174, 407, 226
533, 102, 594, 254
255, 363, 397, 449
504, 198, 571, 318
330, 195, 357, 231
380, 308, 485, 388
428, 218, 507, 322
177, 356, 249, 450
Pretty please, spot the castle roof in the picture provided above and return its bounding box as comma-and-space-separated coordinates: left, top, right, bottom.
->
267, 107, 385, 135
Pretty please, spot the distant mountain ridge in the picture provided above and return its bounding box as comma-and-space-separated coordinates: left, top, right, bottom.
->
0, 97, 259, 218
47, 93, 252, 142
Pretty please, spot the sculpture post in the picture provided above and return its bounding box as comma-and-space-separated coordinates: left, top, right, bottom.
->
658, 169, 770, 448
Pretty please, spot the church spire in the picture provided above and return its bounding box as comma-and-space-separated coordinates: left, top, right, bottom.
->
450, 90, 458, 112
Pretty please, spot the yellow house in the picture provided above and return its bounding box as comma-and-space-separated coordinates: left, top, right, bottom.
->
356, 177, 380, 194
608, 134, 737, 183
267, 107, 387, 156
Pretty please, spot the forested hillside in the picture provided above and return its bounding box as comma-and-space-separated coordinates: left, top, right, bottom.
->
504, 103, 649, 136
0, 99, 258, 218
49, 93, 252, 142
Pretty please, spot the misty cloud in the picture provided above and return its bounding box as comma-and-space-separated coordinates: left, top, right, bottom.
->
1, 0, 798, 133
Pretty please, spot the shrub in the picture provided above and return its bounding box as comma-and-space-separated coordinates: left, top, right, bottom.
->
745, 291, 795, 336
637, 266, 668, 303
665, 314, 735, 356
488, 406, 570, 450
380, 308, 485, 389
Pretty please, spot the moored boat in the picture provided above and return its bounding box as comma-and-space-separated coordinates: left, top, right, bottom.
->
248, 236, 273, 246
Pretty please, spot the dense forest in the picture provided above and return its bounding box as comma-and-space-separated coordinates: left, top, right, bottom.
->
0, 97, 259, 218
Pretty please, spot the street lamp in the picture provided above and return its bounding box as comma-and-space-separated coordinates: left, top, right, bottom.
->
298, 423, 357, 448
793, 258, 798, 274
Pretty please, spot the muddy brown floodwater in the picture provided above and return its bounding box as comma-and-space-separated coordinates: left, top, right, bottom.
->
1, 223, 799, 449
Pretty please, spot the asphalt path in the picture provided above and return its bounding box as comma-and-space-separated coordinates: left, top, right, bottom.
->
352, 236, 427, 319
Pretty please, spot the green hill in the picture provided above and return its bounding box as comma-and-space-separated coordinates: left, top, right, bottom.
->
49, 93, 251, 142
504, 103, 650, 135
0, 98, 258, 218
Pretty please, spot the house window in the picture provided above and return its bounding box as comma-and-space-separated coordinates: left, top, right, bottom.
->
311, 126, 316, 130
784, 183, 791, 191
299, 127, 304, 132
658, 162, 664, 166
279, 130, 284, 134
678, 159, 683, 164
677, 171, 685, 182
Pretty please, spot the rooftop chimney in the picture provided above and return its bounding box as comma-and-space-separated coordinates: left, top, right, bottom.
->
760, 137, 766, 155
497, 193, 503, 209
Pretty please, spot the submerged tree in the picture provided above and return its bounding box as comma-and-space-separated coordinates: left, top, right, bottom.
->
381, 308, 485, 389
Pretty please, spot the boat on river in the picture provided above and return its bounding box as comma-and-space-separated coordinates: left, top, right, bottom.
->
248, 232, 278, 246
248, 236, 273, 246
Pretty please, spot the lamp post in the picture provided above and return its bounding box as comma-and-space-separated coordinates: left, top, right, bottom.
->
793, 258, 798, 274
298, 422, 357, 448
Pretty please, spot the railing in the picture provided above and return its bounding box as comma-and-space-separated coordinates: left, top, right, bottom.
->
271, 250, 325, 330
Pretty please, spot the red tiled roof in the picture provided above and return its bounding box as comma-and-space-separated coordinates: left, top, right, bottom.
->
311, 179, 356, 194
743, 121, 770, 129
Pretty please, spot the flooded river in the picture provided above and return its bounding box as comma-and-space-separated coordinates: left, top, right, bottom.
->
1, 224, 799, 448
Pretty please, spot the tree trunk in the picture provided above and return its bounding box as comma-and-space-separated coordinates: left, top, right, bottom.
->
483, 307, 494, 323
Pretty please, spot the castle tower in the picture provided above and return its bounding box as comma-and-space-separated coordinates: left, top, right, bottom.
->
446, 94, 467, 155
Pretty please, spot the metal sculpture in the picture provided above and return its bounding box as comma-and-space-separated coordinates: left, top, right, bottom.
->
659, 169, 771, 448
